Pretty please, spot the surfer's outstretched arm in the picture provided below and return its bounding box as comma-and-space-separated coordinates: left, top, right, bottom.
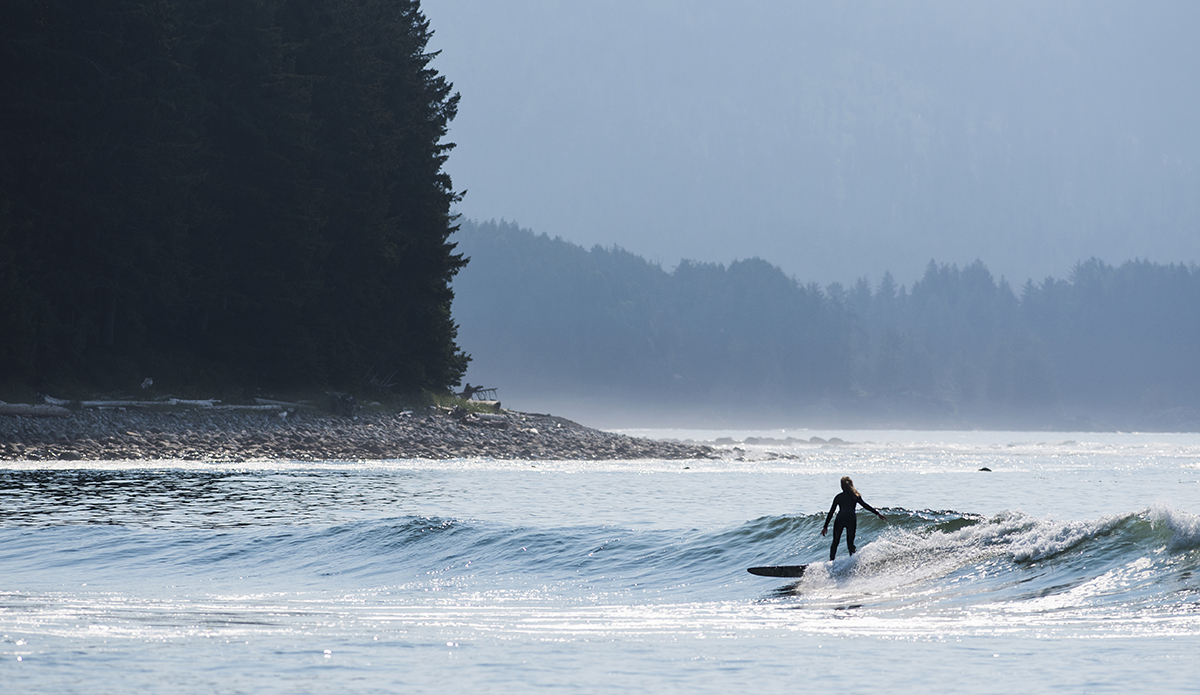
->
821, 498, 838, 536
857, 496, 886, 520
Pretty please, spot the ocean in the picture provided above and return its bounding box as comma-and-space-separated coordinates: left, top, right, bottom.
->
2, 429, 1198, 693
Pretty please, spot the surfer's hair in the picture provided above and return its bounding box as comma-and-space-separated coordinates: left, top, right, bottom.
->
840, 476, 859, 496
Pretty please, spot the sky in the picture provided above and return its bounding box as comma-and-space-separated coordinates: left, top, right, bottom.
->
422, 0, 1200, 287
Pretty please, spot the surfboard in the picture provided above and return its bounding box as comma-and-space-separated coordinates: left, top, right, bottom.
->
747, 564, 806, 578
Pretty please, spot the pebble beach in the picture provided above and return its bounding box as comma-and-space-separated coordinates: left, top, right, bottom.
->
0, 405, 714, 462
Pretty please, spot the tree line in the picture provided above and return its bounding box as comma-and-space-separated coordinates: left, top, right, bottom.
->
452, 220, 850, 406
454, 220, 1200, 428
0, 0, 467, 396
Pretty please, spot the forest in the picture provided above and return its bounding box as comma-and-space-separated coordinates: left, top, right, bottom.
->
454, 220, 1200, 429
6, 2, 1196, 429
0, 0, 467, 397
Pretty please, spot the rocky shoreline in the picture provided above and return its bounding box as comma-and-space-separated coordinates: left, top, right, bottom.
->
0, 405, 715, 462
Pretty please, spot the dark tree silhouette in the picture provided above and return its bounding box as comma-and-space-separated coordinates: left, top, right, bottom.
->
0, 0, 467, 395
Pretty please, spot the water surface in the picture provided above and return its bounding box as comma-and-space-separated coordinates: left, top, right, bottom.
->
2, 430, 1198, 693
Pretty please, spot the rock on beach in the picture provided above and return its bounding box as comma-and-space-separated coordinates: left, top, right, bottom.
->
0, 407, 714, 462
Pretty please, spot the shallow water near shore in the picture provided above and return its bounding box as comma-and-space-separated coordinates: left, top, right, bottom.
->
2, 430, 1199, 693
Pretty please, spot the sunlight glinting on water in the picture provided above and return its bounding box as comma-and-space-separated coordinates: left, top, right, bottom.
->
3, 430, 1199, 694
9, 590, 1195, 646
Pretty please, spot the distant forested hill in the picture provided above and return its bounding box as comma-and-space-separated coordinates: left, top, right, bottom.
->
454, 220, 1200, 429
0, 0, 466, 395
452, 220, 850, 406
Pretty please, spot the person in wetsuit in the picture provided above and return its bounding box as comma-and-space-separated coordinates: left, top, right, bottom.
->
821, 476, 886, 561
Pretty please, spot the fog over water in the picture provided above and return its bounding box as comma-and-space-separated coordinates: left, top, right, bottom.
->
424, 0, 1200, 285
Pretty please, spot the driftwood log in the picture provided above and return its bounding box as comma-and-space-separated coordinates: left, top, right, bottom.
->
0, 402, 71, 418
37, 395, 303, 413
43, 395, 220, 408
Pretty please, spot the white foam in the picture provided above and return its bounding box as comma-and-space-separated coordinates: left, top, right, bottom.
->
1005, 514, 1126, 562
1148, 504, 1200, 550
797, 510, 1140, 601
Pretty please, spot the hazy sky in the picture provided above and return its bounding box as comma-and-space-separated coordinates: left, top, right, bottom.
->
423, 0, 1200, 286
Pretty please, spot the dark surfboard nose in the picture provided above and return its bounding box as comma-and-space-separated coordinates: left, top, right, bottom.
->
748, 565, 807, 578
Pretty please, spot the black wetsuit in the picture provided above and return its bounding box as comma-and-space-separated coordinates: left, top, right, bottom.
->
824, 490, 881, 561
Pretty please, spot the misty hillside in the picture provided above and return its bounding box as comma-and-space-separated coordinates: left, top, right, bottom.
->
453, 219, 1200, 430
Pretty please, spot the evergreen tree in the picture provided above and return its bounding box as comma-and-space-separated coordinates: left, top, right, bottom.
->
287, 0, 467, 390
0, 0, 468, 395
0, 1, 201, 387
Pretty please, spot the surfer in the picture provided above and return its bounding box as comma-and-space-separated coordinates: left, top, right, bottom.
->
821, 476, 886, 561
